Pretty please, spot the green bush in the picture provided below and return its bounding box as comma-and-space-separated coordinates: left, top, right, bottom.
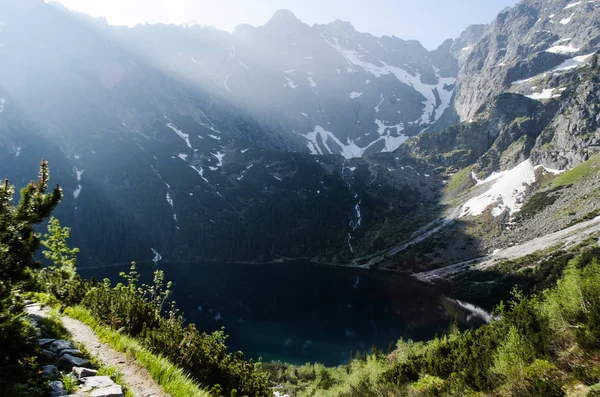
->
523, 360, 565, 397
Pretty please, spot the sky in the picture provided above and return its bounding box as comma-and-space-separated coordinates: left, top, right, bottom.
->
50, 0, 520, 50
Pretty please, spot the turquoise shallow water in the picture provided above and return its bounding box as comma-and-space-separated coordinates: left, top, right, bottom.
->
80, 260, 485, 366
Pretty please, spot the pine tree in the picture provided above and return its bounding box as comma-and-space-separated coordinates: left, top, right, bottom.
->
0, 160, 62, 391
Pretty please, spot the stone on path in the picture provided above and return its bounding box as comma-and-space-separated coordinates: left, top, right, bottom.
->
41, 364, 60, 380
49, 339, 76, 353
80, 376, 115, 392
49, 380, 67, 397
72, 366, 98, 379
89, 385, 124, 397
57, 349, 84, 360
39, 338, 56, 348
57, 354, 91, 371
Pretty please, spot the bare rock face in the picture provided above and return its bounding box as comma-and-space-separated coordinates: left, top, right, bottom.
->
454, 0, 600, 121
530, 59, 600, 168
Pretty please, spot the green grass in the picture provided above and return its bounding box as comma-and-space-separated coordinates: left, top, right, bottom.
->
445, 165, 475, 195
60, 373, 78, 394
550, 154, 600, 188
64, 306, 210, 397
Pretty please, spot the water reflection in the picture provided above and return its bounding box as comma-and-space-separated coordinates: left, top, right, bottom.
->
80, 261, 486, 366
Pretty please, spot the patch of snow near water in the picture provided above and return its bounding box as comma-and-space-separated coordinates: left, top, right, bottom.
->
15, 146, 21, 157
461, 159, 536, 218
177, 153, 188, 161
0, 98, 5, 112
307, 76, 317, 87
166, 193, 174, 207
449, 299, 492, 323
166, 123, 192, 149
349, 91, 363, 99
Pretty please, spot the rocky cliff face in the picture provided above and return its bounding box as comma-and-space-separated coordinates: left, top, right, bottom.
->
87, 8, 460, 158
454, 0, 600, 121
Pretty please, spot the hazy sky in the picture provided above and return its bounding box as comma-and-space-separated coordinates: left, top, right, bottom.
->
50, 0, 520, 49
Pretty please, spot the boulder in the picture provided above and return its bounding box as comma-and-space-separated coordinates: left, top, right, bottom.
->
39, 338, 56, 348
49, 340, 76, 353
49, 380, 67, 397
41, 348, 56, 361
90, 385, 124, 397
72, 366, 98, 379
41, 364, 60, 380
57, 349, 84, 360
80, 376, 115, 392
57, 354, 91, 371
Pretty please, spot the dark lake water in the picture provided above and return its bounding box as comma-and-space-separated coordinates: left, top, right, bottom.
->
80, 260, 486, 366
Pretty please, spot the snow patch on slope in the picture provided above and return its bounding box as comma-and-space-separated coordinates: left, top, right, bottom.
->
167, 123, 192, 149
302, 124, 408, 159
461, 160, 536, 218
560, 13, 574, 24
190, 165, 209, 183
553, 53, 595, 72
526, 88, 562, 100
564, 1, 581, 9
325, 37, 455, 127
73, 185, 82, 199
151, 248, 162, 263
545, 44, 579, 54
285, 77, 298, 89
74, 167, 84, 181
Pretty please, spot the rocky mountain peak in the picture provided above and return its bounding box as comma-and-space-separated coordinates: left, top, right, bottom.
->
264, 9, 304, 28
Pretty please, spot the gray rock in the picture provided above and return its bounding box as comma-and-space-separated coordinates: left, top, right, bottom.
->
454, 0, 600, 121
41, 364, 60, 380
57, 354, 91, 371
80, 376, 115, 392
57, 349, 84, 360
49, 340, 76, 353
72, 366, 98, 379
41, 349, 56, 361
49, 380, 67, 397
89, 385, 123, 397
